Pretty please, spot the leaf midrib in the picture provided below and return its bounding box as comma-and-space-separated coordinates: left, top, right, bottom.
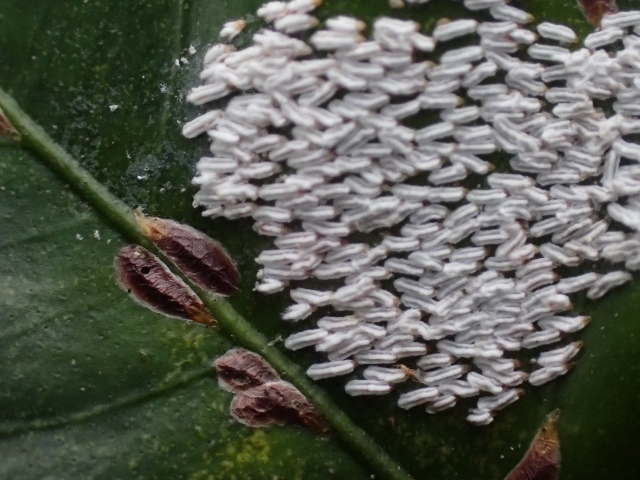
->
0, 87, 416, 480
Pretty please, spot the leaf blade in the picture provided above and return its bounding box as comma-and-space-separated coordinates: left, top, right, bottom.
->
0, 86, 415, 480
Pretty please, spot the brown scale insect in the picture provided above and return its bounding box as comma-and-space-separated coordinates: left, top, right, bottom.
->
578, 0, 618, 25
505, 409, 561, 480
230, 381, 328, 434
134, 210, 240, 296
214, 348, 328, 433
0, 107, 20, 142
215, 348, 280, 393
115, 245, 215, 326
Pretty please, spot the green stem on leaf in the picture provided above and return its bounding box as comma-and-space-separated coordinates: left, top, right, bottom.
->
0, 86, 416, 480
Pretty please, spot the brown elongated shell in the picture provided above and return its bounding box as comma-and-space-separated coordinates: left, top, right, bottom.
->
0, 107, 20, 141
578, 0, 618, 25
230, 381, 328, 434
115, 245, 215, 326
214, 348, 280, 393
505, 409, 561, 480
134, 210, 240, 296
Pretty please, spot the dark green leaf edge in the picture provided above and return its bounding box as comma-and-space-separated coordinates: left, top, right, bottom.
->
0, 86, 415, 480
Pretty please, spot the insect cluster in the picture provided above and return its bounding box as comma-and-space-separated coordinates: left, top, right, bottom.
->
215, 348, 327, 432
115, 212, 241, 327
183, 0, 640, 425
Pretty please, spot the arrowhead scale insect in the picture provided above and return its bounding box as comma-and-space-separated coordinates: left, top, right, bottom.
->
0, 107, 20, 142
505, 409, 562, 480
135, 210, 241, 296
215, 348, 328, 433
215, 348, 280, 393
115, 245, 215, 326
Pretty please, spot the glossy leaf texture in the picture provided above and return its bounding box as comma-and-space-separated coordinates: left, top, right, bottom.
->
1, 1, 640, 479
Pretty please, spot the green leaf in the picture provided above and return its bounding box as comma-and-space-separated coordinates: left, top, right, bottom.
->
1, 1, 640, 479
0, 145, 371, 479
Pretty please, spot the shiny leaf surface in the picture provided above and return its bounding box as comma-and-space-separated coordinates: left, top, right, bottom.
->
1, 1, 640, 479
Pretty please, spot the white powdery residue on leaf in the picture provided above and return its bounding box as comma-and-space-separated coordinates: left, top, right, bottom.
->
182, 0, 640, 424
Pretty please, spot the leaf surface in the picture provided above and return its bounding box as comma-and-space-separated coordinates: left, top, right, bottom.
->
1, 1, 640, 479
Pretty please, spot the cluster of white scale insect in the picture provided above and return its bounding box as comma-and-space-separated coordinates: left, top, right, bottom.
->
182, 0, 640, 425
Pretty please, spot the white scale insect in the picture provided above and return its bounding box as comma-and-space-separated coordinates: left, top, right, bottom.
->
184, 0, 640, 425
219, 19, 247, 40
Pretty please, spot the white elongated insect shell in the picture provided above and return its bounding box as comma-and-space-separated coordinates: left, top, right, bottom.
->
334, 278, 377, 303
557, 273, 600, 294
537, 342, 583, 367
315, 331, 351, 353
468, 83, 508, 100
476, 388, 523, 412
326, 15, 366, 32
383, 236, 420, 252
425, 394, 457, 413
187, 83, 233, 105
287, 0, 322, 14
462, 61, 498, 88
528, 365, 572, 386
481, 36, 518, 53
363, 366, 409, 383
522, 330, 562, 349
183, 110, 223, 138
290, 287, 334, 306
354, 350, 397, 364
285, 329, 329, 350
584, 27, 624, 50
466, 409, 493, 426
607, 203, 640, 231
478, 22, 517, 38
538, 316, 590, 334
307, 360, 356, 380
376, 334, 415, 350
539, 243, 581, 267
466, 372, 504, 395
410, 32, 436, 52
398, 387, 440, 409
509, 28, 537, 44
517, 271, 557, 292
328, 338, 374, 361
433, 19, 478, 41
253, 222, 288, 237
416, 354, 455, 371
527, 43, 570, 61
490, 4, 534, 23
392, 342, 428, 358
587, 271, 632, 299
385, 258, 424, 277
203, 43, 236, 65
416, 364, 469, 385
257, 2, 288, 21
601, 11, 640, 29
438, 380, 480, 397
536, 22, 577, 43
282, 302, 314, 321
480, 367, 528, 387
345, 379, 392, 396
219, 19, 246, 40
310, 30, 364, 50
464, 0, 505, 11
373, 16, 418, 35
440, 46, 485, 65
255, 277, 287, 294
317, 315, 359, 331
